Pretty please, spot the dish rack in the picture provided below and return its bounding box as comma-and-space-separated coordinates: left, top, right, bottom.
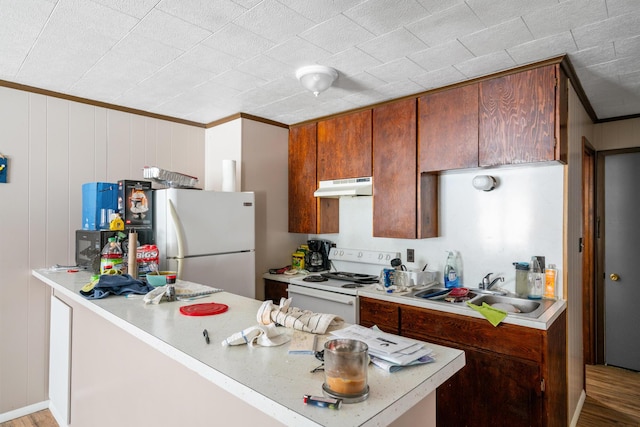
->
143, 166, 199, 188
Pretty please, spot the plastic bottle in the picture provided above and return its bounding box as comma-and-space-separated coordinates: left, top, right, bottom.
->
100, 237, 123, 275
544, 264, 557, 299
513, 262, 530, 297
444, 251, 460, 288
527, 257, 544, 299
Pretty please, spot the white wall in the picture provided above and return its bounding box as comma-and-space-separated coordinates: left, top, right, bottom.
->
0, 86, 204, 416
204, 119, 242, 191
317, 164, 565, 295
205, 118, 306, 300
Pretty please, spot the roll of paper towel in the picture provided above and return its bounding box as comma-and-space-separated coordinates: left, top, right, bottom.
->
222, 159, 237, 192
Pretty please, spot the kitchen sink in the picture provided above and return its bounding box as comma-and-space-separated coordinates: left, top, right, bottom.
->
470, 294, 555, 318
407, 287, 555, 319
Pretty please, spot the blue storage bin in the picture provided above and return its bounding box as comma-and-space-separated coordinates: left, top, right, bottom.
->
82, 182, 118, 230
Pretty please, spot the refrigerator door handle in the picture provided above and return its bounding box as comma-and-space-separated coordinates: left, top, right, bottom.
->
168, 199, 185, 279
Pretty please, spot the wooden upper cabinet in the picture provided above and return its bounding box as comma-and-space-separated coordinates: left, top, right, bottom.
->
479, 65, 558, 167
418, 84, 479, 172
317, 110, 372, 181
288, 123, 317, 233
373, 99, 417, 239
288, 123, 339, 234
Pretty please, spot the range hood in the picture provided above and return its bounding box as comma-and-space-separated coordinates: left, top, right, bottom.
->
314, 177, 373, 198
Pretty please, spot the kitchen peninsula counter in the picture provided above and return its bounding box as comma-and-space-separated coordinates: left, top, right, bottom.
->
34, 269, 465, 427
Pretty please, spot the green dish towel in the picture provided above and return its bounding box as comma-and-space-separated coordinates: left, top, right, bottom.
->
466, 302, 508, 327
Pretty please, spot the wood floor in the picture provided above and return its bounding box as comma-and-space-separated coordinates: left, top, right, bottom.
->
576, 364, 640, 426
0, 410, 57, 427
2, 365, 638, 426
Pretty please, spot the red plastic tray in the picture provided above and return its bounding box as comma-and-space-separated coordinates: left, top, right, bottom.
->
179, 302, 229, 316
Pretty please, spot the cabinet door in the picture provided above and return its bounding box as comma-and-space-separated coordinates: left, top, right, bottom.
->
401, 305, 544, 426
50, 295, 72, 425
359, 297, 400, 335
479, 65, 557, 166
418, 84, 479, 172
264, 279, 288, 304
317, 110, 372, 181
373, 99, 417, 238
288, 123, 317, 233
435, 343, 543, 427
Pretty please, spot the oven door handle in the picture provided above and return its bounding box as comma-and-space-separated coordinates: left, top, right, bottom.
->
287, 285, 355, 305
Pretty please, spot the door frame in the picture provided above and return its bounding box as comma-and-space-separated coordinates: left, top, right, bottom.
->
581, 138, 596, 365
594, 146, 640, 364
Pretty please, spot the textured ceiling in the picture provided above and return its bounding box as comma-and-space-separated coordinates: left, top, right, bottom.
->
1, 0, 639, 126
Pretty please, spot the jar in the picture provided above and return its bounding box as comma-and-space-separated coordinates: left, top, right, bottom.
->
323, 339, 369, 403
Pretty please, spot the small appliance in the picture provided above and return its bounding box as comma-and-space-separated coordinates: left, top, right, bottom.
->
305, 239, 331, 272
81, 182, 118, 230
75, 229, 117, 273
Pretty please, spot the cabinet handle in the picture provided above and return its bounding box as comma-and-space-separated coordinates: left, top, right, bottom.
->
609, 273, 620, 282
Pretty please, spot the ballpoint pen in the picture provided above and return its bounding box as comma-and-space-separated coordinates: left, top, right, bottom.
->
203, 329, 210, 344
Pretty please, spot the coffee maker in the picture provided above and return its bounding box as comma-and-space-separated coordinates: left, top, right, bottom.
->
305, 239, 331, 272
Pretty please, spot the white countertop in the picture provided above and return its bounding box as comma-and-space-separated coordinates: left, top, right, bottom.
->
358, 287, 566, 330
35, 269, 465, 427
263, 272, 566, 330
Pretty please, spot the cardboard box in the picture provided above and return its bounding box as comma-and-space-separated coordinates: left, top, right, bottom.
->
82, 182, 118, 230
118, 180, 153, 229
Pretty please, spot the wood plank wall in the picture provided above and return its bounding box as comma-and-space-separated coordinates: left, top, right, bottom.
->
0, 86, 204, 415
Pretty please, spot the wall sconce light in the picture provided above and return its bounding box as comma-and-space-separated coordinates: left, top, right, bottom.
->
296, 65, 338, 97
472, 175, 497, 191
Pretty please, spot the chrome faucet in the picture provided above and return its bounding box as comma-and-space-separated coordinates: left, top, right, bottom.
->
479, 273, 504, 290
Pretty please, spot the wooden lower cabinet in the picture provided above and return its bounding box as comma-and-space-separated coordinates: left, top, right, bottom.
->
359, 296, 567, 427
359, 296, 400, 334
264, 279, 288, 304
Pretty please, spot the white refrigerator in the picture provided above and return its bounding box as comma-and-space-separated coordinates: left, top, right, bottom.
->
154, 188, 256, 299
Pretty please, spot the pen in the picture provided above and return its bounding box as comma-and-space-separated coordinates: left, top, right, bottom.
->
203, 329, 210, 344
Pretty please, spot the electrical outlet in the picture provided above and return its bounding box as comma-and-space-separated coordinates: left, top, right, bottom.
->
407, 249, 415, 263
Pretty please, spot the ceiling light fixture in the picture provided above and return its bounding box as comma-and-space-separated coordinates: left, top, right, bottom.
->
296, 65, 338, 97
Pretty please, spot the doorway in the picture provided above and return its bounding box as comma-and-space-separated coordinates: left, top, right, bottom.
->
595, 148, 640, 371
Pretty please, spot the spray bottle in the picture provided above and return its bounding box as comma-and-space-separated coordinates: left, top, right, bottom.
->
444, 251, 461, 288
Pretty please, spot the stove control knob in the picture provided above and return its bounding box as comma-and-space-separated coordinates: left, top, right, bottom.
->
378, 253, 383, 260
358, 251, 363, 258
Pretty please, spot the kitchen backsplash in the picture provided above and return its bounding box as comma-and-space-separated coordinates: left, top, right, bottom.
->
315, 163, 564, 298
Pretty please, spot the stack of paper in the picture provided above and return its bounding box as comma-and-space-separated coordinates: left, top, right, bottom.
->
330, 324, 435, 373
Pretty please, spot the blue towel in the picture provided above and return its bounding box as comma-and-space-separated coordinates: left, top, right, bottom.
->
80, 274, 154, 299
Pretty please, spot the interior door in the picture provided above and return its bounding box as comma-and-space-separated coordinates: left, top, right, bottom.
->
604, 151, 640, 371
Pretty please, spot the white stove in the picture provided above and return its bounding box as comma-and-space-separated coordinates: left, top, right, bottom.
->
287, 248, 401, 323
